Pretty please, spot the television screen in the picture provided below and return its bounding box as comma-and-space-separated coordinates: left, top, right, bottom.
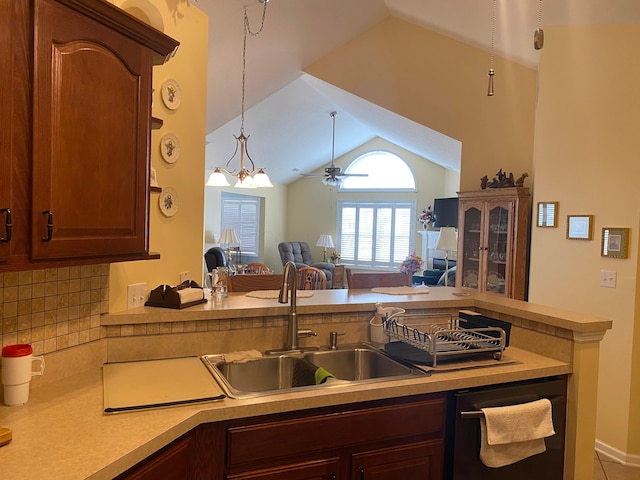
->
432, 197, 459, 228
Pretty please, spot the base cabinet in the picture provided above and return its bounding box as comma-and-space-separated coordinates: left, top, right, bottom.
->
116, 431, 195, 480
116, 394, 446, 480
352, 441, 443, 480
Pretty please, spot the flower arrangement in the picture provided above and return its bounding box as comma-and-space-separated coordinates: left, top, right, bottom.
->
329, 250, 341, 263
399, 251, 422, 275
418, 205, 434, 228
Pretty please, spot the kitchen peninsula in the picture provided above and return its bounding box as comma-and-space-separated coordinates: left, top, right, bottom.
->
0, 288, 610, 479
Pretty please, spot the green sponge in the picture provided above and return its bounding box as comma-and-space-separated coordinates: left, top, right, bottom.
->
314, 367, 336, 385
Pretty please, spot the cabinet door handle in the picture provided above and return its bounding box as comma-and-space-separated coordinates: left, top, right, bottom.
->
358, 467, 364, 480
0, 208, 11, 242
42, 210, 53, 242
329, 474, 336, 480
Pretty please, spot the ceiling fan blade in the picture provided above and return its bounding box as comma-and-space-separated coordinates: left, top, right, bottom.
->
337, 173, 368, 177
300, 173, 326, 177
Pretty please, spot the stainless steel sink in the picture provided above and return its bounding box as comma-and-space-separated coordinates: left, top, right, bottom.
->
202, 344, 425, 399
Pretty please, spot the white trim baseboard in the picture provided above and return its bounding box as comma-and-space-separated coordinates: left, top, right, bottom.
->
596, 439, 640, 468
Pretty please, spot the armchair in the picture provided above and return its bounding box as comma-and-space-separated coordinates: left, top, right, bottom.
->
277, 242, 334, 288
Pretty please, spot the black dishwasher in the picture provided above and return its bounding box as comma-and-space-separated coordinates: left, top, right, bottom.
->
445, 376, 567, 479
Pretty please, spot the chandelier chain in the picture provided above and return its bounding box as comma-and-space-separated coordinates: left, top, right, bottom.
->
240, 2, 269, 134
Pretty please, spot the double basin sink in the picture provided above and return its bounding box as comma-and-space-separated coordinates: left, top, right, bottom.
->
202, 343, 426, 399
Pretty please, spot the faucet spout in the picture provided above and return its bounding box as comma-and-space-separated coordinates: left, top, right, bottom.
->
279, 261, 298, 350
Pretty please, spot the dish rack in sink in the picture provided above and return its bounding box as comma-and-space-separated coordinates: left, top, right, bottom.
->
381, 313, 507, 367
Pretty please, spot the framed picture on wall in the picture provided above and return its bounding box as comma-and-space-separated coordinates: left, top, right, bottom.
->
601, 228, 630, 258
537, 202, 558, 227
566, 215, 593, 240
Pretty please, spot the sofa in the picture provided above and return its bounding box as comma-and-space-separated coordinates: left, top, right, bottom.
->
277, 242, 334, 288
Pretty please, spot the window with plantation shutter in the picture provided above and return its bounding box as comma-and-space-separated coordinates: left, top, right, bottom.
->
221, 192, 261, 257
337, 200, 415, 269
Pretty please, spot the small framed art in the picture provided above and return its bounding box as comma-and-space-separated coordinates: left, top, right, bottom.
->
537, 202, 558, 227
601, 228, 630, 258
566, 215, 593, 240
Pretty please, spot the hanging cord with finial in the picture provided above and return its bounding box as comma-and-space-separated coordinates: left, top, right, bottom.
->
534, 0, 544, 50
487, 0, 496, 96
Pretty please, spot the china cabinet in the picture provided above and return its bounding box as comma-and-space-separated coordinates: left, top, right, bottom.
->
0, 0, 178, 271
456, 188, 530, 300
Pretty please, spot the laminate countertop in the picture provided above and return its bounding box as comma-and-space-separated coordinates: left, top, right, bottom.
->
0, 346, 568, 480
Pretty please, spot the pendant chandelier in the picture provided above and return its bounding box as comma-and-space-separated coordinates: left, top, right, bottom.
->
206, 0, 273, 189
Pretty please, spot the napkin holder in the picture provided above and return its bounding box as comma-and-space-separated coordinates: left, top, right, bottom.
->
145, 280, 207, 309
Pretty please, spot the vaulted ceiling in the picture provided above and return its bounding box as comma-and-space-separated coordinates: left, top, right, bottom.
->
196, 0, 640, 185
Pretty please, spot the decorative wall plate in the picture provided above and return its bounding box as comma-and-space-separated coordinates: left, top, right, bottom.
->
160, 133, 180, 163
161, 78, 182, 110
159, 187, 179, 217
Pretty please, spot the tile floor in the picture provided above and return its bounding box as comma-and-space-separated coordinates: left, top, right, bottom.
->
594, 451, 640, 480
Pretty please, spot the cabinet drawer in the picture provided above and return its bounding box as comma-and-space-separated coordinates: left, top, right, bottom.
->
227, 396, 445, 469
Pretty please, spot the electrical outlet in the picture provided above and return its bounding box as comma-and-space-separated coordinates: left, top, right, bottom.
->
599, 270, 617, 288
180, 271, 191, 284
127, 282, 147, 309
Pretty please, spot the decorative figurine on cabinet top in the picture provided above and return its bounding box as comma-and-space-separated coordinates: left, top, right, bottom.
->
480, 169, 528, 189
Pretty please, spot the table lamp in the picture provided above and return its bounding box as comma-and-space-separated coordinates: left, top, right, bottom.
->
219, 228, 240, 266
434, 227, 457, 286
316, 234, 334, 262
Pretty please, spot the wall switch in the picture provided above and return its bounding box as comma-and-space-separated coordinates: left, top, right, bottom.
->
599, 270, 617, 288
180, 271, 191, 284
127, 282, 147, 309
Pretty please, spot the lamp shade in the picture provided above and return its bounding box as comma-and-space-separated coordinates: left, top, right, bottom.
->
219, 228, 240, 247
206, 168, 231, 187
435, 227, 457, 252
316, 234, 335, 249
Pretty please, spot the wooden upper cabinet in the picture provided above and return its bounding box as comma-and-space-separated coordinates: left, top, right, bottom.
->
0, 0, 178, 268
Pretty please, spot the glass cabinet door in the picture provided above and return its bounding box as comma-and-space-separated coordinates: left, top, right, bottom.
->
483, 203, 513, 296
459, 205, 482, 291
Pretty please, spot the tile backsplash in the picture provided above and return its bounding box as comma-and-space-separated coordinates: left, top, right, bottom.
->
0, 264, 109, 356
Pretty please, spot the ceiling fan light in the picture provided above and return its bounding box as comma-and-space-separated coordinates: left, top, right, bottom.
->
206, 168, 230, 187
322, 176, 341, 187
252, 169, 273, 187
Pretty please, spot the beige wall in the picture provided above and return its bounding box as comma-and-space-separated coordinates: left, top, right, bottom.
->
305, 17, 536, 191
285, 137, 457, 263
529, 24, 640, 460
109, 1, 209, 312
203, 184, 288, 275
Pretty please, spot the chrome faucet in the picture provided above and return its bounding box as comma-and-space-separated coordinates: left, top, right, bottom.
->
278, 261, 315, 351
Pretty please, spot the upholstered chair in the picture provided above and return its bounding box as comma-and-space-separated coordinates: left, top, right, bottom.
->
277, 242, 334, 288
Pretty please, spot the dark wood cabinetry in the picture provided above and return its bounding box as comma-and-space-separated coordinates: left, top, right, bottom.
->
0, 0, 178, 271
116, 431, 195, 480
118, 394, 446, 480
456, 188, 530, 300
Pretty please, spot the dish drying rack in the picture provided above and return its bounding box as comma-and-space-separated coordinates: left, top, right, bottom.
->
381, 313, 506, 367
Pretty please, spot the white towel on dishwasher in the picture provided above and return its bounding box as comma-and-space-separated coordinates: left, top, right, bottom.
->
479, 398, 555, 468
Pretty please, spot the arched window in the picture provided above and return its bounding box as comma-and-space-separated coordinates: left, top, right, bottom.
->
340, 151, 416, 191
337, 151, 417, 269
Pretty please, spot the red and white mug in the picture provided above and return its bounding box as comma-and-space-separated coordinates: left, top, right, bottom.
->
1, 344, 45, 406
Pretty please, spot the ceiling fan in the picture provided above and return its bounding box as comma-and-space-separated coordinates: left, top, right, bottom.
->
302, 111, 368, 186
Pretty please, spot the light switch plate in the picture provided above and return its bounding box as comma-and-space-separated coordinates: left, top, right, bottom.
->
127, 283, 147, 309
599, 270, 616, 288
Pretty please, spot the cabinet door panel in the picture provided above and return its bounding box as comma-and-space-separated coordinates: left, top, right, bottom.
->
31, 0, 151, 259
0, 0, 31, 263
351, 440, 443, 480
116, 433, 193, 480
228, 458, 340, 480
